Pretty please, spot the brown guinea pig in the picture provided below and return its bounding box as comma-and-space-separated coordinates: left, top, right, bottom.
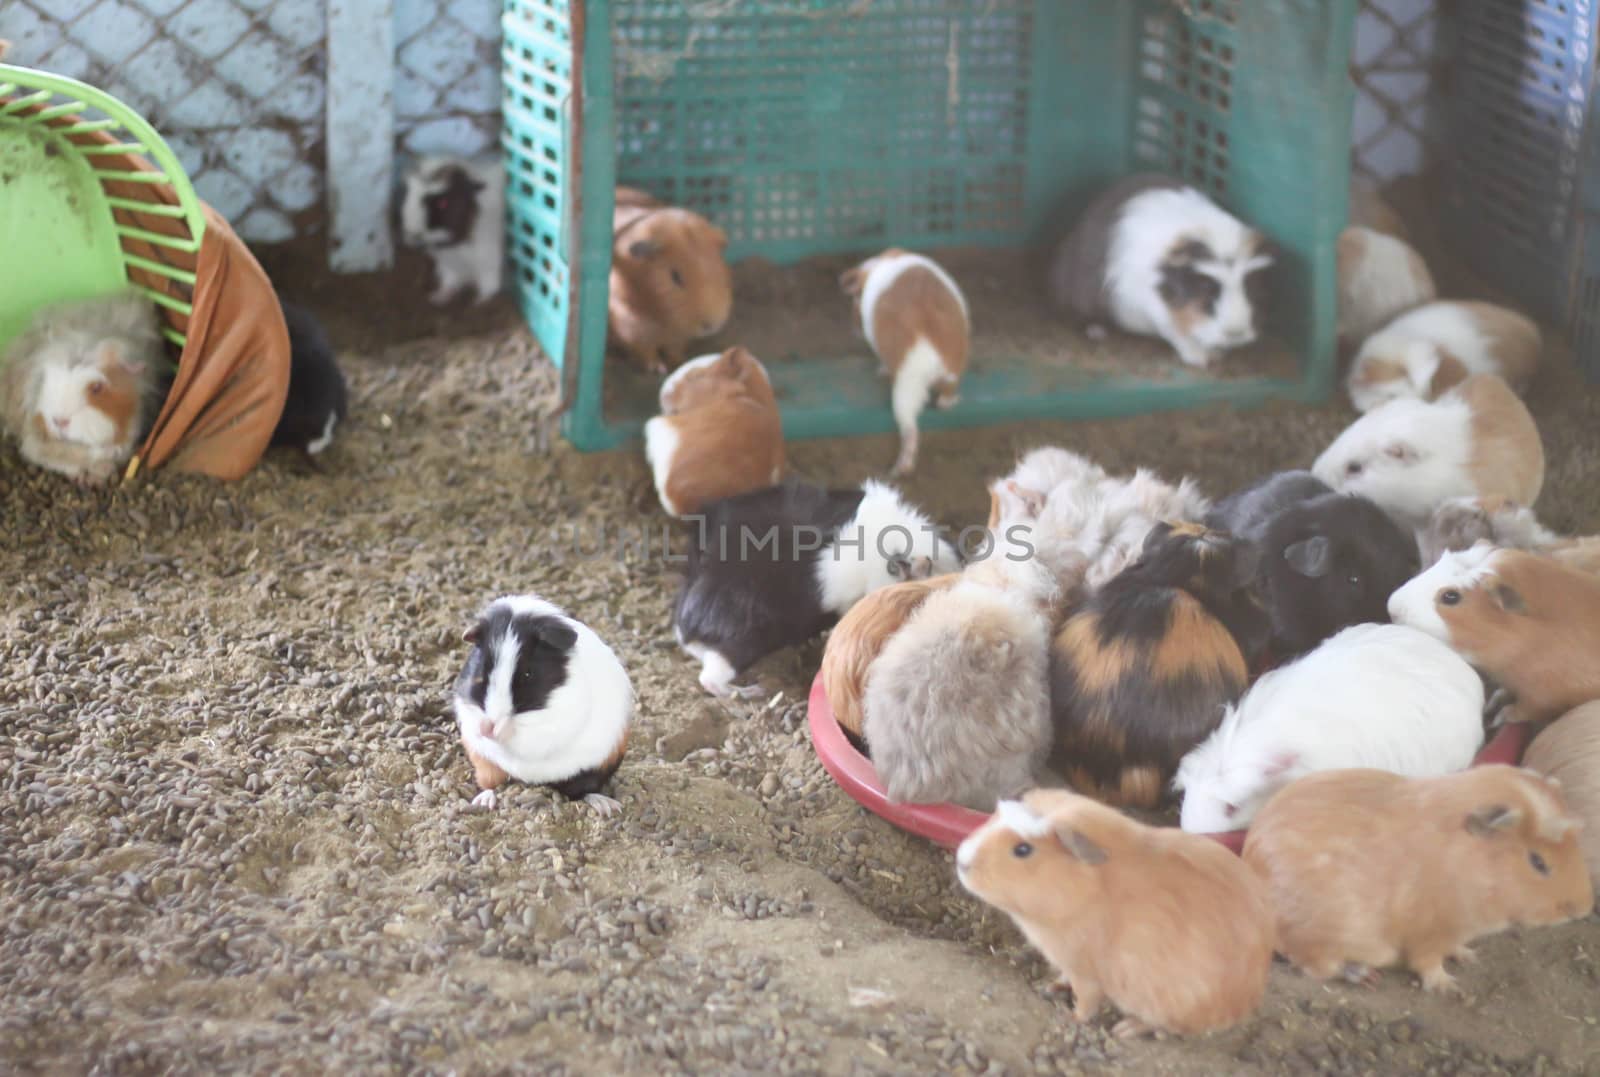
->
1388, 544, 1600, 724
1523, 701, 1600, 887
1243, 766, 1593, 994
609, 187, 732, 374
1049, 521, 1269, 809
643, 346, 785, 519
820, 571, 960, 746
957, 788, 1275, 1038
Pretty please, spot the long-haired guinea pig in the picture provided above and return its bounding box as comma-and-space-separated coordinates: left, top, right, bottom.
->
1417, 496, 1600, 578
671, 478, 962, 698
1524, 701, 1600, 887
984, 445, 1109, 530
839, 248, 969, 475
820, 571, 960, 748
1049, 522, 1268, 810
1336, 226, 1435, 348
957, 789, 1275, 1038
453, 595, 633, 816
644, 347, 784, 519
399, 155, 505, 305
1047, 172, 1275, 369
1346, 301, 1542, 413
0, 290, 165, 484
862, 554, 1060, 811
1208, 470, 1418, 659
1313, 373, 1545, 532
269, 301, 348, 457
1174, 623, 1485, 833
1389, 543, 1600, 724
609, 186, 732, 374
1244, 766, 1593, 993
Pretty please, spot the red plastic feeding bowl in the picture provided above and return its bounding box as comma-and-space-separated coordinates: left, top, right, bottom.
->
807, 673, 1533, 854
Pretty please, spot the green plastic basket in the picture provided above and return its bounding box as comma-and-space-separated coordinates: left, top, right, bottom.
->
0, 63, 205, 358
502, 1, 1356, 452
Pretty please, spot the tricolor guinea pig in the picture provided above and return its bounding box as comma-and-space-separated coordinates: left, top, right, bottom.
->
839, 248, 969, 475
671, 479, 962, 698
1523, 701, 1600, 887
1336, 225, 1435, 348
1047, 172, 1276, 369
399, 155, 505, 305
0, 289, 165, 485
1313, 373, 1545, 532
1173, 623, 1485, 833
1049, 522, 1268, 810
644, 346, 784, 519
609, 187, 732, 374
956, 789, 1275, 1039
1243, 766, 1592, 994
453, 595, 633, 816
1388, 543, 1600, 724
1346, 301, 1541, 413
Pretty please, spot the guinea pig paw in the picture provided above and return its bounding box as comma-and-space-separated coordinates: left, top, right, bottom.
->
582, 793, 622, 818
1111, 1017, 1154, 1041
1418, 966, 1463, 996
1451, 945, 1479, 965
469, 789, 499, 811
1340, 963, 1381, 989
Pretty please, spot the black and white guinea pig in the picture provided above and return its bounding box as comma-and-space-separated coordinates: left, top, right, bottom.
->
1047, 172, 1276, 369
671, 478, 963, 698
1209, 470, 1418, 660
453, 595, 633, 816
399, 155, 506, 306
269, 301, 348, 457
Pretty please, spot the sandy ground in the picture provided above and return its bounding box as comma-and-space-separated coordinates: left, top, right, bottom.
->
3, 246, 1600, 1076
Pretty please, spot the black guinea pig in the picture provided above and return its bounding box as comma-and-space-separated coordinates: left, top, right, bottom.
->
1049, 521, 1269, 810
1204, 469, 1332, 545
270, 301, 348, 456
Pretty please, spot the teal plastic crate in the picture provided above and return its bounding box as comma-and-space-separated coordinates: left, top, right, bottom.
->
502, 0, 1356, 452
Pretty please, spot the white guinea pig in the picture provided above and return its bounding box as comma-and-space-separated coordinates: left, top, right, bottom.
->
1312, 373, 1545, 532
399, 155, 505, 305
1048, 172, 1275, 369
1173, 622, 1486, 833
1346, 301, 1541, 413
1336, 226, 1435, 348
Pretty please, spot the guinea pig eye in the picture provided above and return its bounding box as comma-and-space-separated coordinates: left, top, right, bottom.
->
1346, 573, 1361, 588
1345, 461, 1363, 477
87, 379, 106, 397
1223, 803, 1238, 819
1011, 841, 1033, 858
670, 268, 685, 288
1438, 588, 1462, 607
1529, 851, 1550, 876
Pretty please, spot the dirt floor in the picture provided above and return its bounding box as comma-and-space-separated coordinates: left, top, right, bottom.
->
3, 242, 1600, 1076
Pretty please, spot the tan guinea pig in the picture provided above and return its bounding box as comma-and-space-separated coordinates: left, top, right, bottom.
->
1388, 543, 1600, 724
609, 187, 732, 374
643, 347, 785, 519
1523, 701, 1600, 887
1243, 766, 1593, 994
957, 789, 1275, 1039
1346, 301, 1541, 414
819, 571, 960, 745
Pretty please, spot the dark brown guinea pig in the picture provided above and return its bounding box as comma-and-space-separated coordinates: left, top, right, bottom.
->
1049, 522, 1269, 809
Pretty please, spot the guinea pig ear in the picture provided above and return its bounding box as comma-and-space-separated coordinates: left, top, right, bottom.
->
1401, 341, 1442, 393
716, 347, 750, 377
462, 622, 484, 645
531, 619, 579, 653
1052, 825, 1108, 866
838, 266, 866, 297
886, 556, 910, 580
998, 480, 1046, 521
627, 237, 662, 260
1260, 749, 1300, 781
1465, 803, 1522, 837
1282, 535, 1332, 579
98, 341, 146, 377
1490, 582, 1527, 615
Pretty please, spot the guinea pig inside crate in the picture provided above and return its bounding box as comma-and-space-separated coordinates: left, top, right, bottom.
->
503, 1, 1353, 454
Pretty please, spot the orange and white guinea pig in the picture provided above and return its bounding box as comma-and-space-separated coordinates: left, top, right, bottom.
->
840, 248, 969, 476
644, 346, 784, 519
1346, 301, 1541, 413
609, 187, 732, 374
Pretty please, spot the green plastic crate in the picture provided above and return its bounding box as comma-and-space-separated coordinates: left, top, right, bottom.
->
502, 0, 1356, 452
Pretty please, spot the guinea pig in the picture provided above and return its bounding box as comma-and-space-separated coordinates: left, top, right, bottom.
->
672, 479, 962, 698
1416, 496, 1600, 577
1523, 701, 1600, 887
984, 445, 1109, 530
1336, 226, 1435, 348
644, 347, 784, 519
609, 186, 732, 374
1243, 766, 1593, 993
1209, 470, 1418, 659
1388, 543, 1600, 724
1049, 522, 1268, 809
0, 290, 165, 484
1173, 622, 1485, 833
399, 155, 505, 305
1346, 301, 1542, 413
956, 789, 1275, 1038
819, 571, 961, 748
1348, 177, 1411, 241
839, 248, 969, 475
453, 595, 633, 815
269, 301, 348, 457
1312, 373, 1545, 532
1047, 172, 1275, 369
861, 554, 1060, 811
